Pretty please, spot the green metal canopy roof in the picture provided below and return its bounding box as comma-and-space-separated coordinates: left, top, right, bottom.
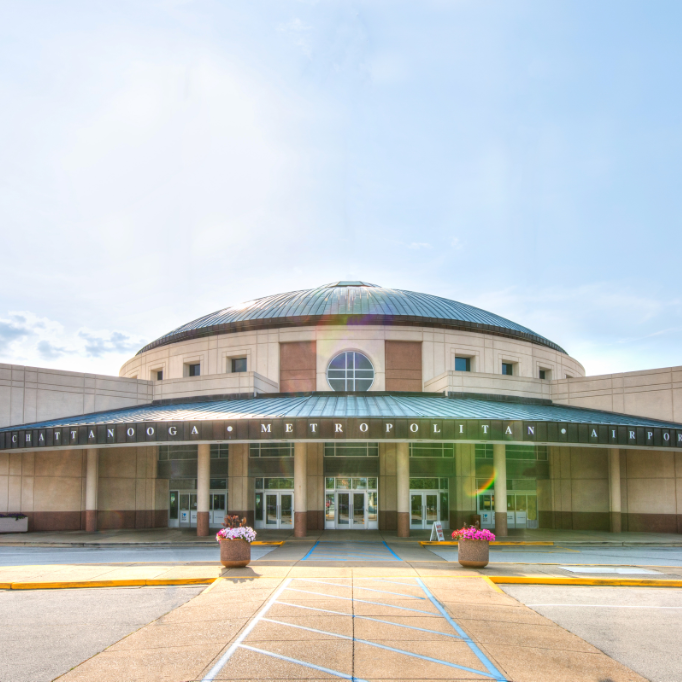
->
3, 394, 679, 430
137, 282, 567, 355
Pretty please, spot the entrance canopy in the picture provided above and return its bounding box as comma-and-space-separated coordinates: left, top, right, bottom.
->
2, 393, 681, 451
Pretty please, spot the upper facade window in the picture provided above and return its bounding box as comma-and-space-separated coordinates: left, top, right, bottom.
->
327, 351, 374, 391
231, 357, 247, 373
455, 357, 470, 372
501, 362, 513, 376
188, 363, 200, 377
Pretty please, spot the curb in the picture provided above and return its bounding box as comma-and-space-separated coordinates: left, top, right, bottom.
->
420, 541, 554, 547
0, 540, 283, 549
1, 577, 217, 590
488, 576, 682, 587
3, 574, 682, 591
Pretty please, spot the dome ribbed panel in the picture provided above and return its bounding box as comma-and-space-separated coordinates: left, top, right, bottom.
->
137, 284, 566, 355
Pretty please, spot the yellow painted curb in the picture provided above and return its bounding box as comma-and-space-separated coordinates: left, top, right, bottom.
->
252, 541, 284, 546
488, 576, 682, 588
5, 577, 216, 590
419, 541, 554, 547
482, 576, 505, 593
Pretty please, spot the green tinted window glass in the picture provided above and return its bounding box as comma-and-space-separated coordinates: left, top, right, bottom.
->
264, 478, 294, 489
159, 445, 198, 460
210, 444, 229, 459
255, 478, 264, 490
324, 443, 379, 457
505, 445, 538, 460
325, 477, 335, 490
410, 443, 453, 458
209, 479, 226, 489
409, 478, 439, 489
475, 444, 493, 459
440, 492, 449, 521
368, 478, 377, 490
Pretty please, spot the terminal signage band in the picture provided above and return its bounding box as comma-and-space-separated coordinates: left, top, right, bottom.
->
1, 417, 680, 450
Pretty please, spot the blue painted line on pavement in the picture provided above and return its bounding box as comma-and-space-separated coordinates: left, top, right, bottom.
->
301, 540, 320, 561
239, 644, 369, 682
382, 541, 402, 560
415, 577, 507, 681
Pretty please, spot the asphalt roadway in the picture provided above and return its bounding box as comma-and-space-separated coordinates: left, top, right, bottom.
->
0, 545, 275, 566
503, 584, 682, 682
429, 544, 682, 567
0, 584, 204, 682
3, 543, 682, 567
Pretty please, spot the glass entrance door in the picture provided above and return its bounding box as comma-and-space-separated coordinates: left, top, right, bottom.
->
506, 493, 537, 529
179, 493, 191, 527
337, 492, 366, 529
169, 491, 179, 528
410, 492, 439, 529
263, 492, 294, 529
210, 493, 226, 527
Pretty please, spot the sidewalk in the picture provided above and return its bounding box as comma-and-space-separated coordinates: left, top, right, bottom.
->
2, 540, 682, 586
1, 526, 682, 547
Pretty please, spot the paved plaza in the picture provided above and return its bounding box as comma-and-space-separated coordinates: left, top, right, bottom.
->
1, 533, 681, 681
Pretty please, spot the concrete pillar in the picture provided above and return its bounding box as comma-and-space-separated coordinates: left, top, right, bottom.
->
294, 442, 308, 537
197, 443, 210, 537
85, 449, 99, 532
396, 442, 410, 537
493, 444, 508, 537
608, 448, 622, 533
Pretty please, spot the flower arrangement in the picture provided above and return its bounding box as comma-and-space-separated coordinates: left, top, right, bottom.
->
452, 526, 495, 542
216, 515, 256, 543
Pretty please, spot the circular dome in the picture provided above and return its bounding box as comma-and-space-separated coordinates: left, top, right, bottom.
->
136, 282, 566, 355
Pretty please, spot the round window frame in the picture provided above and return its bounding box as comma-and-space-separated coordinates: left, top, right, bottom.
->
326, 350, 375, 392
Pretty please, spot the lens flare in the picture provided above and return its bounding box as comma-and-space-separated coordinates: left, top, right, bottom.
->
475, 472, 496, 495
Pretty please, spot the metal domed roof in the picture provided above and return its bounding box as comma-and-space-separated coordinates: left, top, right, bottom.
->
137, 282, 566, 355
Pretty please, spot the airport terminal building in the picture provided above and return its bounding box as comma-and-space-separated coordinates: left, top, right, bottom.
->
2, 281, 682, 537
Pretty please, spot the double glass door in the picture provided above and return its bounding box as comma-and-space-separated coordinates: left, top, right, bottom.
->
410, 492, 439, 529
476, 492, 537, 529
507, 493, 537, 529
262, 491, 293, 529
337, 492, 368, 529
324, 488, 378, 530
168, 490, 226, 528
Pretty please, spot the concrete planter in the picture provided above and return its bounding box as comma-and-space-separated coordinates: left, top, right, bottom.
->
219, 538, 251, 568
0, 516, 28, 533
457, 539, 490, 568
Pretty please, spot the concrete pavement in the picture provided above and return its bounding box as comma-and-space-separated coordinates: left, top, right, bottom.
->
55, 571, 647, 682
1, 584, 203, 682
503, 585, 682, 682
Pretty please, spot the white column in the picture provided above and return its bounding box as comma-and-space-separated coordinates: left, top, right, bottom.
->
294, 442, 308, 537
85, 449, 99, 532
396, 442, 409, 537
608, 448, 622, 533
493, 444, 508, 536
197, 444, 210, 536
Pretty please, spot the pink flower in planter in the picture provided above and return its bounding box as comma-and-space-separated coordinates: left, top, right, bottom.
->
451, 527, 495, 541
216, 527, 256, 543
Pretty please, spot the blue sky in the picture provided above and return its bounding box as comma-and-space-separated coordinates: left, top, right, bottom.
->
1, 1, 681, 376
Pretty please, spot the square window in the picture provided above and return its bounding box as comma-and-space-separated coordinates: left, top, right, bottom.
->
455, 356, 471, 372
539, 369, 546, 380
231, 357, 247, 373
155, 370, 163, 381
502, 362, 513, 376
188, 363, 200, 377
